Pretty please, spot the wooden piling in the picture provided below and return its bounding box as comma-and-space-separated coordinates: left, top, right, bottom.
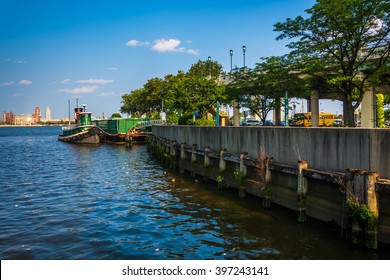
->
238, 152, 248, 198
179, 143, 186, 173
350, 170, 365, 246
262, 156, 273, 208
365, 171, 379, 250
239, 152, 247, 176
297, 160, 308, 222
219, 149, 226, 172
170, 140, 177, 169
203, 147, 210, 182
191, 144, 197, 177
125, 131, 132, 148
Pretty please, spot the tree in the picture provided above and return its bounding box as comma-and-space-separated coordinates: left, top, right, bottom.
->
111, 113, 122, 118
187, 59, 223, 79
121, 88, 148, 117
227, 56, 309, 125
120, 59, 226, 123
376, 93, 385, 127
274, 0, 390, 126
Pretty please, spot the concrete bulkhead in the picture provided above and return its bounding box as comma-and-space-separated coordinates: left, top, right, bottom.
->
149, 125, 390, 249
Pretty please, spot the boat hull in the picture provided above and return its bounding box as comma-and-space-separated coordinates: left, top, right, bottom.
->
58, 126, 101, 144
102, 132, 149, 144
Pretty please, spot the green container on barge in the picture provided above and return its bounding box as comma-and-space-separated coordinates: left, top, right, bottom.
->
93, 118, 151, 144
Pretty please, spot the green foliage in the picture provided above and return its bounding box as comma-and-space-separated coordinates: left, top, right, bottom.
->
263, 185, 272, 197
187, 59, 223, 80
166, 112, 179, 124
274, 0, 390, 127
346, 198, 376, 223
178, 113, 195, 125
359, 204, 376, 222
376, 94, 385, 128
110, 113, 122, 118
226, 56, 309, 124
234, 169, 244, 187
216, 175, 224, 189
195, 117, 215, 126
120, 60, 226, 122
297, 195, 307, 208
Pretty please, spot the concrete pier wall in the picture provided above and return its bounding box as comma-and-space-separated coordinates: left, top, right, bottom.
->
150, 125, 390, 247
152, 126, 390, 179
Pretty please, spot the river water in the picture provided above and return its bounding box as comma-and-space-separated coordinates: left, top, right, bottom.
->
0, 126, 388, 260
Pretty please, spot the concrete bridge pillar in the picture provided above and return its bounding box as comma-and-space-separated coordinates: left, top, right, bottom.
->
310, 90, 319, 127
361, 88, 375, 128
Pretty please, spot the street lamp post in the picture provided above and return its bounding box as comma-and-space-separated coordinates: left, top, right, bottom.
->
242, 45, 246, 70
208, 56, 211, 78
229, 50, 233, 73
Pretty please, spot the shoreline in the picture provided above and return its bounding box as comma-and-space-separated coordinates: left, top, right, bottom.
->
0, 124, 63, 127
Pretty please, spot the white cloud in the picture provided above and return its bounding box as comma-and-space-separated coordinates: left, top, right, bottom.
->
1, 81, 15, 86
187, 49, 199, 55
19, 80, 32, 85
127, 38, 198, 55
76, 79, 114, 85
16, 60, 27, 64
151, 38, 198, 55
152, 38, 182, 52
126, 39, 150, 47
108, 67, 118, 71
61, 79, 71, 84
13, 93, 23, 97
57, 85, 99, 94
99, 92, 115, 97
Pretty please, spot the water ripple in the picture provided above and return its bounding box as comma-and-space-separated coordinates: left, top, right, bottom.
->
1, 127, 388, 260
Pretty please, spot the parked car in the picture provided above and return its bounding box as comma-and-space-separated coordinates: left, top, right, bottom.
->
245, 119, 261, 126
264, 120, 275, 126
334, 119, 343, 127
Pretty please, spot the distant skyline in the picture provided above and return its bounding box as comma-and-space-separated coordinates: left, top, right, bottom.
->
1, 0, 342, 119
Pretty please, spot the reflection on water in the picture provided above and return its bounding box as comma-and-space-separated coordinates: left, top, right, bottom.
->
0, 126, 388, 260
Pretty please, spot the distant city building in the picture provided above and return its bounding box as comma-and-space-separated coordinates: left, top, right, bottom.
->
45, 106, 51, 121
14, 115, 34, 125
2, 111, 15, 124
2, 106, 66, 125
32, 106, 41, 123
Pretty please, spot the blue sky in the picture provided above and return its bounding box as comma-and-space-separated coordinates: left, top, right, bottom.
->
1, 0, 342, 119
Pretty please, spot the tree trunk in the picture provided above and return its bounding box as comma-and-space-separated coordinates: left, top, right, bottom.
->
233, 99, 240, 126
343, 95, 356, 127
274, 98, 281, 126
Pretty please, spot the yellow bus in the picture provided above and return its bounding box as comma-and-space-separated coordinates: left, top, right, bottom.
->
292, 112, 335, 127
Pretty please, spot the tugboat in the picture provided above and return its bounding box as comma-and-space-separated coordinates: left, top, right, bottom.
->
58, 104, 102, 144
